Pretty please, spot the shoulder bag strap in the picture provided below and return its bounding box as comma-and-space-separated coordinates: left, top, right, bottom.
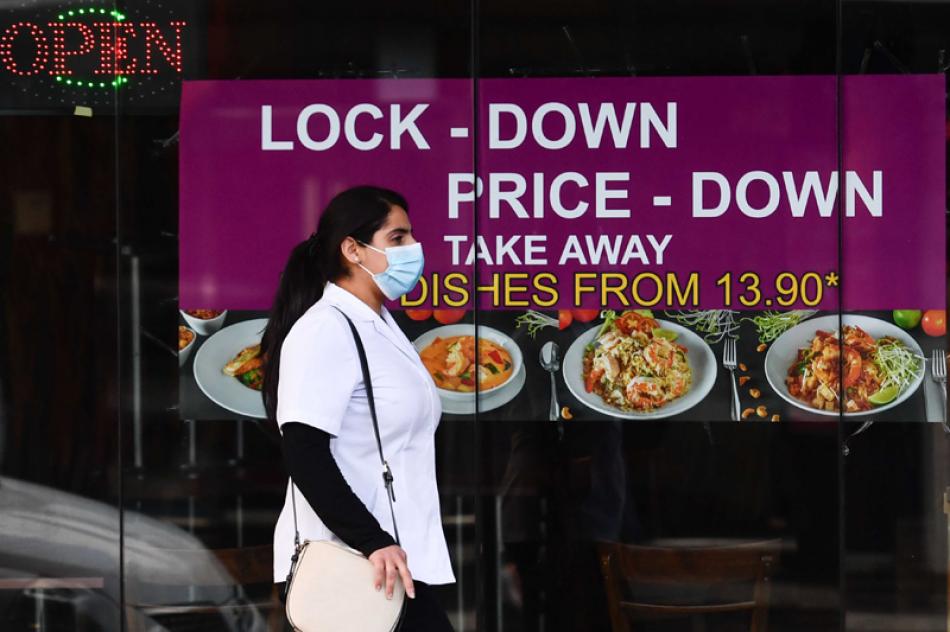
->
331, 305, 401, 545
286, 306, 401, 582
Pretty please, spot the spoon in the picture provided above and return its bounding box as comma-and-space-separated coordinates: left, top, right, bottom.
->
540, 341, 564, 438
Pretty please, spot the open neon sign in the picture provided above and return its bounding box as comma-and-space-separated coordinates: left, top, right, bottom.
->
0, 6, 186, 89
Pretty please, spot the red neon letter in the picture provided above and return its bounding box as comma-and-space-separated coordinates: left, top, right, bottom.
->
94, 22, 114, 76
112, 22, 138, 75
0, 22, 49, 76
140, 21, 186, 75
49, 22, 95, 76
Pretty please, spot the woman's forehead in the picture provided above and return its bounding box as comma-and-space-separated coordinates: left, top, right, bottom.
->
379, 206, 411, 232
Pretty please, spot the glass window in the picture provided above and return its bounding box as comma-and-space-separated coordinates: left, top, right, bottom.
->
0, 1, 946, 631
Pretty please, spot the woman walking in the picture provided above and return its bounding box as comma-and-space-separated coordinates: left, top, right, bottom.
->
262, 185, 456, 631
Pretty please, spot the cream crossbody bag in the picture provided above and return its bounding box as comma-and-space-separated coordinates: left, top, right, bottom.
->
283, 306, 406, 632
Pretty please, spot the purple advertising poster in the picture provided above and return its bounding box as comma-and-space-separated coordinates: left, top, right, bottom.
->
178, 76, 946, 423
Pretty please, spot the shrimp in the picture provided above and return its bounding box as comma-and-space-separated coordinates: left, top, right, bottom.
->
460, 337, 477, 362
842, 346, 862, 387
843, 326, 875, 354
625, 377, 661, 410
585, 367, 605, 393
643, 338, 675, 374
443, 341, 471, 377
592, 352, 621, 382
596, 330, 624, 352
811, 340, 862, 389
670, 376, 689, 398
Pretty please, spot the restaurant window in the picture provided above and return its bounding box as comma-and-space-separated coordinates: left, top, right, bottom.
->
0, 1, 946, 631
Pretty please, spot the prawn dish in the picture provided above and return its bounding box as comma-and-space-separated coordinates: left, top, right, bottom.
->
420, 335, 514, 392
581, 311, 692, 412
785, 325, 906, 413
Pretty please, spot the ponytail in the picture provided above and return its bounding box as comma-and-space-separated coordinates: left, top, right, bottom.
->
261, 185, 408, 423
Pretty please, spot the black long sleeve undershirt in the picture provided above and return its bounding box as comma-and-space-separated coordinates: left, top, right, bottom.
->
280, 421, 396, 557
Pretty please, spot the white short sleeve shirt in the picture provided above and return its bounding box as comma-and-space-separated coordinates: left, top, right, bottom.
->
272, 281, 455, 585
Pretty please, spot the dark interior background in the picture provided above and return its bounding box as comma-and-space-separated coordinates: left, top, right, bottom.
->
0, 1, 946, 631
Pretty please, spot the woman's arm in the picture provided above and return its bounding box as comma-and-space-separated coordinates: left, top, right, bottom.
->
280, 421, 396, 556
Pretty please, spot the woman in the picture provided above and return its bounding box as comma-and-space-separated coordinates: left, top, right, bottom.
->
262, 185, 456, 631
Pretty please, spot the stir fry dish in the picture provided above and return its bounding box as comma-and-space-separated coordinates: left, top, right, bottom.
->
223, 343, 264, 391
785, 325, 920, 412
420, 335, 513, 392
582, 310, 692, 412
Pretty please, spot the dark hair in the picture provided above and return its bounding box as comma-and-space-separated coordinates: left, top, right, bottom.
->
261, 185, 409, 423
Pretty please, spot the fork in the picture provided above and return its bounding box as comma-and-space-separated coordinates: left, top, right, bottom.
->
724, 338, 741, 421
931, 349, 947, 430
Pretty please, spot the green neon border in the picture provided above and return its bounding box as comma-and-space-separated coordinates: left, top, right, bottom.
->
52, 7, 129, 89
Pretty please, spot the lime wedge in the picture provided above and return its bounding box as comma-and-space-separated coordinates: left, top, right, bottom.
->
634, 309, 654, 318
652, 328, 678, 341
868, 385, 900, 405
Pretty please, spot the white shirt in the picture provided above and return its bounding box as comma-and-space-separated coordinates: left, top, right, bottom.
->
272, 281, 455, 585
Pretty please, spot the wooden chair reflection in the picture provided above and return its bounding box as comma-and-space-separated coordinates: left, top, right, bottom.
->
124, 543, 284, 632
596, 539, 780, 632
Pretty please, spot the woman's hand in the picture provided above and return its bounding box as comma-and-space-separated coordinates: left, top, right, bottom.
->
368, 545, 415, 600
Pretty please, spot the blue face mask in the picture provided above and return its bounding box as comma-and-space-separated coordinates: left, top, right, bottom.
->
357, 241, 425, 300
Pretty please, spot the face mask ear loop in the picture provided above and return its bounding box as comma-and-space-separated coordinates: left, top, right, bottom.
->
354, 240, 382, 279
357, 261, 376, 279
357, 240, 386, 255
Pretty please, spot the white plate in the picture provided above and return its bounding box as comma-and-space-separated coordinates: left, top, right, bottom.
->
193, 318, 268, 419
440, 364, 528, 415
764, 314, 925, 417
562, 320, 717, 419
412, 324, 525, 404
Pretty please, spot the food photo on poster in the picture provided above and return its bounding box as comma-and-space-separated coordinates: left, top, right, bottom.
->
177, 75, 946, 423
